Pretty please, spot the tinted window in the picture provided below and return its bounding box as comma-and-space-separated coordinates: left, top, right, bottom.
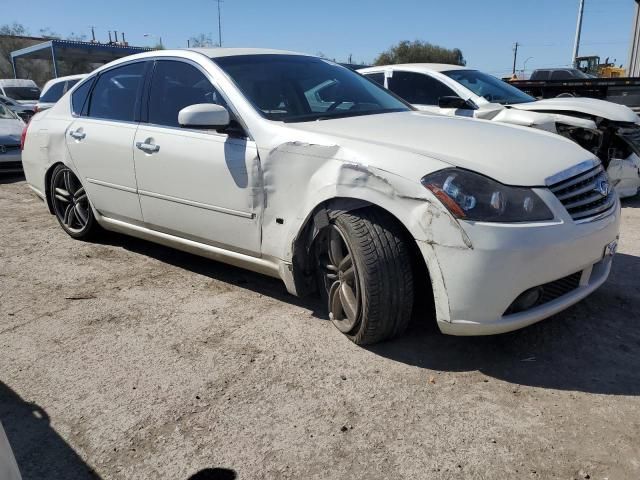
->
387, 71, 458, 105
551, 70, 572, 80
213, 54, 410, 122
3, 86, 41, 101
365, 73, 385, 86
88, 62, 146, 121
71, 77, 95, 115
40, 81, 66, 103
148, 60, 225, 127
443, 69, 535, 105
530, 70, 550, 81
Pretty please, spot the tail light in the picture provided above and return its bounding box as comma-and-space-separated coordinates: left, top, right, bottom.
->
20, 123, 29, 151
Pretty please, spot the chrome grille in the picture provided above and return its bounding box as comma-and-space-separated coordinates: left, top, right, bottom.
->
548, 163, 616, 222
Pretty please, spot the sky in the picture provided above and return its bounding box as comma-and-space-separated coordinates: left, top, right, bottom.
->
5, 0, 637, 77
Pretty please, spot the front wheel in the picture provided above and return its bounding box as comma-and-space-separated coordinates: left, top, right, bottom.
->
49, 164, 99, 240
315, 208, 414, 345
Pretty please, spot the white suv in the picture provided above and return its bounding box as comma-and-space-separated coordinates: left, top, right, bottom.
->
21, 49, 620, 344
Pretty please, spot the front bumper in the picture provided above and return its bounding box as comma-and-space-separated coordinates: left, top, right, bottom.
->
420, 191, 620, 336
0, 149, 22, 173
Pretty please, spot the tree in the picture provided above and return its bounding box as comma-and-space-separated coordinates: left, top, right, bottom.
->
374, 40, 466, 66
0, 22, 28, 36
189, 33, 216, 48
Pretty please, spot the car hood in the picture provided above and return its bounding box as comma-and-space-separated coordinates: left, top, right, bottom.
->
512, 97, 640, 123
284, 111, 595, 186
0, 119, 23, 142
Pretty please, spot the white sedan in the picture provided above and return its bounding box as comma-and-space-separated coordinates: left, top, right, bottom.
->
359, 64, 640, 198
22, 49, 620, 343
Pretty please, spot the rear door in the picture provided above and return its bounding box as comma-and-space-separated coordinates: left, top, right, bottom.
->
65, 61, 149, 223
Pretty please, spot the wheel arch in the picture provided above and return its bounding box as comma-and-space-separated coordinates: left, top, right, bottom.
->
43, 161, 66, 214
288, 197, 434, 321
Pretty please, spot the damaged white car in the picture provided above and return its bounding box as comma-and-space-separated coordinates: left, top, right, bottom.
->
22, 49, 620, 344
359, 64, 640, 198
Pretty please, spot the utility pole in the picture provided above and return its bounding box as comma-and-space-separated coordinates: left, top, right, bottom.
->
512, 42, 519, 75
217, 0, 223, 47
572, 0, 586, 67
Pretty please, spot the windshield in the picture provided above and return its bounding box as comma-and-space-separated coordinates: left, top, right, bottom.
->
3, 86, 41, 101
0, 104, 17, 119
213, 54, 411, 122
443, 69, 535, 105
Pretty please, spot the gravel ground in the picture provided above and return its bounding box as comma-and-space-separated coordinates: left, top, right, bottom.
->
1, 174, 639, 480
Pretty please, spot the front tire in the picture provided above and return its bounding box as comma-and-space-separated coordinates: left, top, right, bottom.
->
49, 164, 99, 240
315, 208, 414, 345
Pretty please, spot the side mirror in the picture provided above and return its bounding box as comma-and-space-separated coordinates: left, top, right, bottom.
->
178, 103, 230, 129
438, 96, 477, 110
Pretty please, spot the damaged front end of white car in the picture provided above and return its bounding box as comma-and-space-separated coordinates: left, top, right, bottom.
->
509, 99, 640, 199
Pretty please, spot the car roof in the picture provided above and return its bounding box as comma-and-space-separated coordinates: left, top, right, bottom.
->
360, 63, 471, 73
188, 47, 310, 58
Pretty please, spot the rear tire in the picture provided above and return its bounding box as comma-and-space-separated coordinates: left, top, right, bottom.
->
49, 164, 100, 240
315, 208, 414, 345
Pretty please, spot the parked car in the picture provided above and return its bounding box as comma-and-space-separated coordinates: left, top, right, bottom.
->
0, 103, 24, 173
359, 64, 640, 198
0, 79, 40, 108
529, 68, 596, 80
22, 49, 620, 344
0, 95, 35, 122
36, 74, 87, 112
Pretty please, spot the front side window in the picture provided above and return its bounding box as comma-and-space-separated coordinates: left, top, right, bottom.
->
213, 54, 410, 122
88, 62, 146, 122
387, 71, 458, 105
443, 69, 535, 105
148, 60, 225, 127
364, 73, 385, 86
40, 81, 66, 103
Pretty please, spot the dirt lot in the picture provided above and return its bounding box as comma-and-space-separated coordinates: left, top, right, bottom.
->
1, 174, 639, 480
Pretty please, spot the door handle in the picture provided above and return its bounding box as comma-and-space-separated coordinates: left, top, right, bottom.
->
136, 141, 160, 154
69, 129, 86, 140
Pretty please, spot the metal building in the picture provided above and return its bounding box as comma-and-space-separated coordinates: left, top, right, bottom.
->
10, 39, 153, 79
629, 0, 640, 77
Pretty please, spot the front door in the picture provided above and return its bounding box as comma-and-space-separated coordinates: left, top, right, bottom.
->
133, 59, 262, 255
65, 61, 148, 223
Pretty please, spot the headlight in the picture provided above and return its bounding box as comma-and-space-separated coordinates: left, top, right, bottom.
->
421, 168, 554, 222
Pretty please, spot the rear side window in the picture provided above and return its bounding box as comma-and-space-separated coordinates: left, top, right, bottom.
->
40, 81, 66, 103
148, 60, 225, 127
71, 77, 96, 115
387, 71, 458, 105
365, 73, 385, 86
88, 62, 146, 122
551, 70, 573, 80
530, 70, 550, 81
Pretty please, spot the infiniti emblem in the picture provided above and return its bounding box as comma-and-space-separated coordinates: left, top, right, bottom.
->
596, 177, 610, 197
0, 145, 6, 154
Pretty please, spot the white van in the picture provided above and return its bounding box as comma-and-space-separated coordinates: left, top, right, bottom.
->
0, 79, 41, 107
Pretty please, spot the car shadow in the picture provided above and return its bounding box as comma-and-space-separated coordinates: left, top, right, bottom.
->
368, 252, 640, 396
98, 232, 640, 396
621, 195, 640, 209
98, 231, 327, 319
0, 173, 25, 185
0, 382, 100, 479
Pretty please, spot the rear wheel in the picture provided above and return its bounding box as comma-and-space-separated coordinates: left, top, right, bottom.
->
315, 208, 414, 345
49, 164, 99, 240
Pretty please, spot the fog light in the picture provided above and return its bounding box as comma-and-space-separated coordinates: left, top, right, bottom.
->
507, 287, 543, 314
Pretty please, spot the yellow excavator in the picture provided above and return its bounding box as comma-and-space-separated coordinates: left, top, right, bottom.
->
575, 55, 626, 78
